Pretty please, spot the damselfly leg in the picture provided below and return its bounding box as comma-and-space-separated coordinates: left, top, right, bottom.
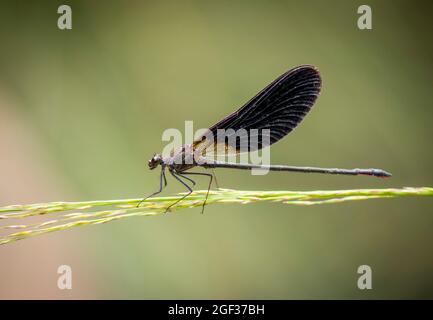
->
137, 168, 167, 207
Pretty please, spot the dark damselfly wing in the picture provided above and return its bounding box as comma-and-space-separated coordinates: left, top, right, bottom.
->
193, 65, 321, 155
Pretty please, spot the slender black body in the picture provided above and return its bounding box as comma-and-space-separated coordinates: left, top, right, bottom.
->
201, 161, 390, 177
141, 65, 391, 212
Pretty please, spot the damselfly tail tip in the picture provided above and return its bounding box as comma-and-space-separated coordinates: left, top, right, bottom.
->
374, 169, 392, 178
358, 168, 391, 178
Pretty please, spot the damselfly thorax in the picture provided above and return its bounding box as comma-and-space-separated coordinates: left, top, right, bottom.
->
163, 144, 199, 172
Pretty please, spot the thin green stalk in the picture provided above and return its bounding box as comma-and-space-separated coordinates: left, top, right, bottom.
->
0, 187, 432, 245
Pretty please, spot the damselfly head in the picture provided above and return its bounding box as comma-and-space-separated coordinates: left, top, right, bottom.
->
148, 154, 163, 170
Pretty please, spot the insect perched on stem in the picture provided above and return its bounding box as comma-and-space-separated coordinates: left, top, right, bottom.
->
140, 65, 391, 213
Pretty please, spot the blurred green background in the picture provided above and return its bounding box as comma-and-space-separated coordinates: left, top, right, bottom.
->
0, 0, 432, 299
